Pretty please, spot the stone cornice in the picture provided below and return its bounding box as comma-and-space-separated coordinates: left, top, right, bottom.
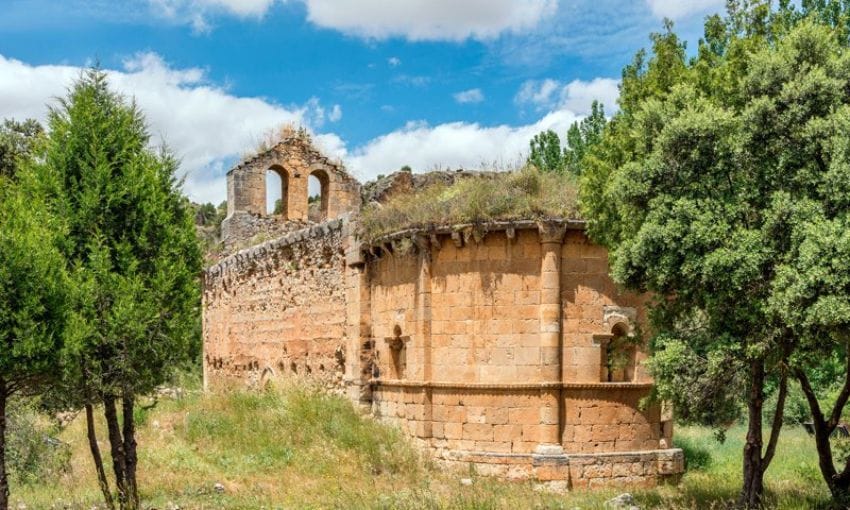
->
360, 219, 586, 258
370, 379, 653, 391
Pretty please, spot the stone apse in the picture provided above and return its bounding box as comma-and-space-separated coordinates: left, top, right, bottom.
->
203, 135, 684, 489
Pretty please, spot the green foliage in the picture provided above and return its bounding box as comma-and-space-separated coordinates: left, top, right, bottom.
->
0, 119, 43, 178
527, 101, 607, 175
528, 130, 563, 173
357, 167, 579, 242
564, 101, 607, 175
5, 399, 70, 485
36, 68, 203, 403
645, 335, 744, 428
581, 2, 850, 501
0, 172, 68, 393
193, 201, 226, 228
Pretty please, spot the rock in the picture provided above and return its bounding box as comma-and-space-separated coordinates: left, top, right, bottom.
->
213, 482, 226, 494
605, 493, 639, 510
459, 478, 473, 486
532, 481, 569, 493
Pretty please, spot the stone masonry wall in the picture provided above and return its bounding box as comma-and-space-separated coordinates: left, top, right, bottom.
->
203, 220, 348, 390
203, 219, 683, 489
364, 224, 681, 488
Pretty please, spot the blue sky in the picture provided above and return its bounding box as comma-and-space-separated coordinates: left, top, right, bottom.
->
0, 0, 725, 203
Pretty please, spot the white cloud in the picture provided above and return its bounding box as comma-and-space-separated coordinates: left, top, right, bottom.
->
0, 52, 332, 204
329, 104, 342, 122
453, 88, 484, 104
149, 0, 555, 40
560, 78, 619, 114
148, 0, 277, 33
0, 52, 611, 208
515, 77, 619, 115
387, 57, 402, 67
345, 109, 581, 179
303, 0, 556, 41
150, 0, 276, 18
516, 79, 560, 107
645, 0, 724, 20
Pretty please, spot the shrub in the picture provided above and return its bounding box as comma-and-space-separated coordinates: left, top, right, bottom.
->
6, 398, 71, 484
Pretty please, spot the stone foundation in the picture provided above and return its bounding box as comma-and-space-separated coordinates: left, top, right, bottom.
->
439, 449, 683, 488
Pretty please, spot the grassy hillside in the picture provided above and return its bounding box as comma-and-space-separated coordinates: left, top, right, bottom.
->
8, 380, 832, 509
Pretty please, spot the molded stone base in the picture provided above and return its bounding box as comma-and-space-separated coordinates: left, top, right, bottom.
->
435, 448, 684, 488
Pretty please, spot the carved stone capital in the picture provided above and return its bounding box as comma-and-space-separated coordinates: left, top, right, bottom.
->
537, 221, 567, 245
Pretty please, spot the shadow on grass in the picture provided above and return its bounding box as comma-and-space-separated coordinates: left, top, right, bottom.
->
676, 435, 713, 471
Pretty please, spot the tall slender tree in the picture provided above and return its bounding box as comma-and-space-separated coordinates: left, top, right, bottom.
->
36, 68, 202, 510
528, 100, 607, 175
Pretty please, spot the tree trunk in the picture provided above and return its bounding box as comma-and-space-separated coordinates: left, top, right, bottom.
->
121, 394, 138, 510
739, 358, 765, 509
796, 368, 849, 501
103, 395, 128, 510
86, 403, 115, 510
0, 387, 9, 510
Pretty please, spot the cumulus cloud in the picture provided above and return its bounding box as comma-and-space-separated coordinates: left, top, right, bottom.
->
515, 79, 560, 107
453, 88, 484, 104
645, 0, 724, 20
150, 0, 556, 40
302, 0, 556, 41
0, 52, 611, 207
0, 52, 334, 204
387, 57, 402, 67
345, 109, 582, 179
515, 77, 619, 115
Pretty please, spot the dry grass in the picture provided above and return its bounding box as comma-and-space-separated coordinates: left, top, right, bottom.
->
8, 379, 833, 509
357, 167, 580, 243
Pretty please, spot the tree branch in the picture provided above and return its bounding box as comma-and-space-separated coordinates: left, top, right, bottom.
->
829, 343, 850, 430
762, 368, 787, 471
795, 368, 825, 424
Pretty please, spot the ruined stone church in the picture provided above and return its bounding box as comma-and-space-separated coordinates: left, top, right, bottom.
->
202, 131, 683, 488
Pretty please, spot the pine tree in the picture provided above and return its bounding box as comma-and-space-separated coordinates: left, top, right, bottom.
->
37, 68, 201, 510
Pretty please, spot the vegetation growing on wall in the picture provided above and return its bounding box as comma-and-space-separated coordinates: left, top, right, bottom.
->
357, 166, 579, 243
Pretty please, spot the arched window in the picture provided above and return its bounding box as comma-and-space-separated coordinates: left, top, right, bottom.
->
266, 166, 289, 217
308, 169, 329, 222
602, 323, 636, 382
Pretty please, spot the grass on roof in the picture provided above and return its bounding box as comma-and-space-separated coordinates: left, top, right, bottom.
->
357, 166, 579, 243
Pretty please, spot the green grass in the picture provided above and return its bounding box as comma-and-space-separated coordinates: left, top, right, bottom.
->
7, 382, 835, 509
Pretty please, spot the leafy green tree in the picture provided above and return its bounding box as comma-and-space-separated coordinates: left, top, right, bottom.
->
36, 68, 201, 510
580, 3, 850, 506
0, 176, 68, 510
528, 129, 563, 173
0, 119, 43, 178
564, 100, 607, 175
528, 101, 607, 175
